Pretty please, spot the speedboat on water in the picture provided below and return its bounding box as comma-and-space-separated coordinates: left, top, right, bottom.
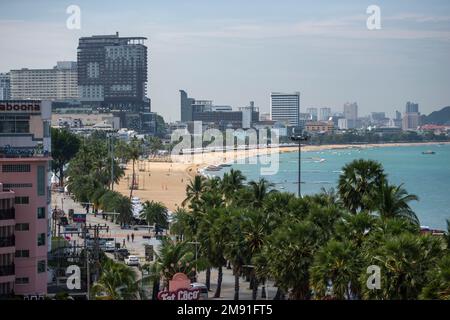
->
422, 150, 436, 155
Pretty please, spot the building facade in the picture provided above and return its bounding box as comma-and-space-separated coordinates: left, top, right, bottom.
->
319, 107, 331, 121
0, 100, 51, 297
305, 121, 334, 133
343, 102, 359, 129
402, 102, 420, 131
179, 90, 258, 130
270, 92, 300, 127
77, 33, 148, 113
10, 62, 78, 101
0, 73, 10, 100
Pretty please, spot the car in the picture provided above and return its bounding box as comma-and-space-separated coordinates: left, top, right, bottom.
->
190, 282, 208, 300
124, 255, 139, 266
114, 248, 130, 261
104, 241, 116, 252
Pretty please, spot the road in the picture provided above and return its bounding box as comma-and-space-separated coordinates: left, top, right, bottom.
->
52, 191, 279, 300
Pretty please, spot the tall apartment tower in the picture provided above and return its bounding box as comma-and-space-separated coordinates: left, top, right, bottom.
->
306, 108, 318, 121
0, 73, 11, 100
319, 107, 331, 121
9, 62, 78, 101
402, 102, 420, 130
270, 92, 300, 127
0, 100, 52, 297
77, 33, 148, 113
343, 102, 358, 129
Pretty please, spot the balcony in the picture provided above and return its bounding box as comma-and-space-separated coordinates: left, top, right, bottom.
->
0, 264, 14, 277
0, 235, 15, 247
0, 208, 15, 220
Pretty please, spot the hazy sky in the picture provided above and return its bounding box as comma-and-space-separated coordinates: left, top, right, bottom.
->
1, 0, 450, 121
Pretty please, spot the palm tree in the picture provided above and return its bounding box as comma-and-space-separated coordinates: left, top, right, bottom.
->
182, 175, 207, 207
140, 201, 169, 234
361, 233, 443, 299
154, 238, 202, 289
91, 260, 138, 300
262, 220, 321, 299
248, 178, 276, 209
128, 137, 141, 199
338, 159, 386, 214
222, 169, 246, 205
420, 254, 450, 300
310, 240, 362, 299
366, 180, 420, 226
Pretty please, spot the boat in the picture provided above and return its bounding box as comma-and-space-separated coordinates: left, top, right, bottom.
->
219, 164, 232, 168
422, 150, 436, 155
205, 165, 221, 171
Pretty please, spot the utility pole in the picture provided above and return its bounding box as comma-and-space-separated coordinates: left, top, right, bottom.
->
290, 133, 309, 197
110, 134, 115, 191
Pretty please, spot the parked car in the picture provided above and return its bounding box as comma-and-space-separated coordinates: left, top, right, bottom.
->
124, 255, 139, 266
114, 248, 130, 261
190, 282, 208, 300
104, 241, 116, 252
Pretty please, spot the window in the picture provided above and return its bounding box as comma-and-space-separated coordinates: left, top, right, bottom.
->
2, 164, 30, 173
15, 250, 30, 258
15, 223, 29, 231
37, 260, 46, 273
37, 207, 45, 219
37, 166, 45, 196
15, 196, 29, 205
15, 278, 29, 285
37, 233, 46, 246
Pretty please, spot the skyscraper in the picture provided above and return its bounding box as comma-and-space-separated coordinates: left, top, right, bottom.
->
77, 32, 149, 117
270, 92, 300, 127
402, 102, 420, 130
0, 73, 10, 100
0, 100, 52, 296
319, 107, 331, 121
306, 107, 318, 121
343, 102, 358, 129
405, 101, 419, 113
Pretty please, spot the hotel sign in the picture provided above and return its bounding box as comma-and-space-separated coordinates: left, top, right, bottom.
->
0, 101, 41, 113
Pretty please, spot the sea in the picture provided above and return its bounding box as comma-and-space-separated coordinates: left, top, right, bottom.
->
211, 144, 450, 230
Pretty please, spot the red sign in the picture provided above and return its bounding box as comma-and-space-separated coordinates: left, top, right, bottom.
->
157, 288, 200, 301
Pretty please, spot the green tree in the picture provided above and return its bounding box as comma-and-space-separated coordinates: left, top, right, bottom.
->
182, 175, 207, 208
310, 240, 362, 299
51, 128, 80, 187
140, 200, 169, 233
91, 259, 138, 300
366, 180, 419, 226
338, 159, 386, 214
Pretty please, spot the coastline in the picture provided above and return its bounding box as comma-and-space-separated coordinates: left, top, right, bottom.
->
115, 141, 450, 211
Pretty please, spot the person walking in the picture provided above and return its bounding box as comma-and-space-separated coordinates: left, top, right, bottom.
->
131, 233, 135, 242
122, 239, 126, 247
127, 234, 130, 242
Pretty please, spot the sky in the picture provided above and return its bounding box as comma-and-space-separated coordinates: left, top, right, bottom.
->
1, 0, 450, 121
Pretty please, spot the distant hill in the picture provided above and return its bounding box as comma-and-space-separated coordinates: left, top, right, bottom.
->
421, 106, 450, 125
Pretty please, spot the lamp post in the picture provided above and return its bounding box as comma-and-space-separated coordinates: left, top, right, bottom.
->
290, 133, 309, 197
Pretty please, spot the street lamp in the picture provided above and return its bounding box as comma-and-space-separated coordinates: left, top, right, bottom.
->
290, 133, 310, 197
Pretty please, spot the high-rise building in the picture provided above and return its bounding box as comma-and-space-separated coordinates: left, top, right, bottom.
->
306, 108, 318, 121
0, 100, 51, 297
319, 107, 331, 121
0, 73, 11, 100
270, 92, 300, 127
343, 102, 358, 129
77, 33, 149, 129
9, 62, 78, 101
402, 102, 420, 130
405, 101, 419, 113
343, 102, 358, 120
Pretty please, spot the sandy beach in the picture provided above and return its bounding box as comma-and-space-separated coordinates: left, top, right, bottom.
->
115, 141, 449, 211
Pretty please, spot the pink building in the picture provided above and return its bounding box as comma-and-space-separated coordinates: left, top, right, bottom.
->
0, 100, 51, 297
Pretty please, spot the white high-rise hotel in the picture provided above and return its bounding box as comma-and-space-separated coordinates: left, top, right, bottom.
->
270, 92, 300, 126
10, 62, 78, 101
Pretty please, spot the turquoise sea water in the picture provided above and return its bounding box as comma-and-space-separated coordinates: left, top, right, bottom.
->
213, 144, 450, 230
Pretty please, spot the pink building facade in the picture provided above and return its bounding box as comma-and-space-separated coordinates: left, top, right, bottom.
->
0, 100, 51, 297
